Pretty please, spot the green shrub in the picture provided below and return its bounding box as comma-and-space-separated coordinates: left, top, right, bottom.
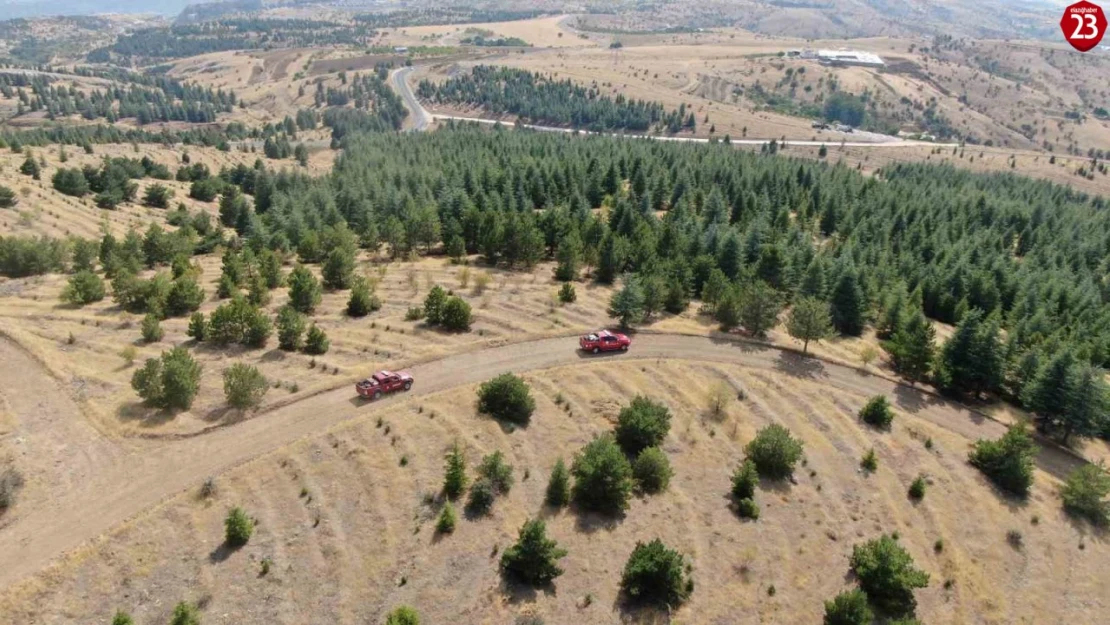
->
614, 395, 672, 455
744, 424, 804, 479
0, 468, 25, 511
823, 588, 873, 625
385, 606, 420, 625
347, 277, 380, 317
545, 458, 570, 507
423, 285, 448, 324
276, 306, 305, 351
223, 363, 268, 409
619, 539, 691, 607
143, 183, 173, 208
477, 450, 514, 494
111, 610, 135, 625
477, 373, 535, 424
440, 296, 473, 331
187, 312, 207, 341
287, 264, 321, 313
304, 324, 330, 355
166, 276, 204, 316
500, 518, 567, 586
169, 602, 200, 625
141, 313, 164, 342
861, 448, 878, 472
443, 442, 468, 499
908, 476, 927, 500
571, 435, 633, 514
224, 506, 254, 546
244, 311, 272, 348
736, 497, 760, 519
632, 447, 672, 493
208, 298, 269, 348
968, 425, 1035, 497
0, 234, 68, 277
466, 477, 495, 516
850, 534, 929, 617
0, 185, 17, 208
405, 306, 425, 321
130, 347, 202, 410
731, 459, 760, 500
859, 395, 894, 429
436, 502, 457, 534
558, 282, 576, 303
1061, 461, 1110, 526
61, 270, 106, 306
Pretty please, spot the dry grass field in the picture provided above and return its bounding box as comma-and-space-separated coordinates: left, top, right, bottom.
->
2, 349, 1105, 624
2, 6, 1110, 623
384, 15, 595, 49
0, 141, 333, 240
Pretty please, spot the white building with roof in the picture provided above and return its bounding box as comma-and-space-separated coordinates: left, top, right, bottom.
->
816, 49, 885, 67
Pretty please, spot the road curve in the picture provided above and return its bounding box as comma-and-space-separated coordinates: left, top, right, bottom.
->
389, 65, 958, 148
0, 332, 1082, 590
391, 67, 431, 131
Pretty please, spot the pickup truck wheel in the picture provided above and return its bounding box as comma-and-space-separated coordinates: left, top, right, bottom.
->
592, 346, 599, 354
373, 390, 382, 400
621, 344, 628, 351
404, 381, 412, 391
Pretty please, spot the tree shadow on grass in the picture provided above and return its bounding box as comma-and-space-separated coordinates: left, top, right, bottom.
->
707, 330, 771, 354
208, 542, 239, 564
259, 348, 287, 363
573, 506, 624, 535
893, 384, 941, 414
773, 350, 826, 380
117, 401, 177, 428
499, 575, 557, 605
614, 595, 674, 624
1063, 507, 1109, 547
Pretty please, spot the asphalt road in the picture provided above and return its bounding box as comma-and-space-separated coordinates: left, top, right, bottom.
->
391, 67, 432, 131
388, 66, 958, 148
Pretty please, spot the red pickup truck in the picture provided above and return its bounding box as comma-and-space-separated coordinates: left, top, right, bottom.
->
355, 370, 414, 400
579, 330, 631, 354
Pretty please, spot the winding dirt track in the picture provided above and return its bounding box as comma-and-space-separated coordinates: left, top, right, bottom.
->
0, 333, 1083, 590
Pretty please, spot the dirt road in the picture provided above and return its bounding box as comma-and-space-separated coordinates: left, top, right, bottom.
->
0, 332, 1083, 590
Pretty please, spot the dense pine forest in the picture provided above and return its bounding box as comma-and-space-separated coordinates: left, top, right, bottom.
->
3, 122, 1110, 443
0, 70, 236, 124
87, 19, 376, 64
417, 67, 697, 133
352, 8, 549, 28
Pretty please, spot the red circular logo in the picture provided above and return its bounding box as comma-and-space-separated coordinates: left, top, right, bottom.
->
1061, 0, 1106, 52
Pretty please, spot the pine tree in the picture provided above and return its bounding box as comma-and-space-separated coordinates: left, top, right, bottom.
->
1022, 349, 1077, 434
608, 277, 645, 330
555, 230, 582, 281
597, 233, 628, 284
443, 442, 467, 500
1056, 364, 1108, 445
937, 310, 1002, 397
888, 309, 935, 382
287, 264, 321, 314
499, 518, 567, 586
545, 458, 570, 507
829, 268, 866, 336
738, 280, 782, 338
